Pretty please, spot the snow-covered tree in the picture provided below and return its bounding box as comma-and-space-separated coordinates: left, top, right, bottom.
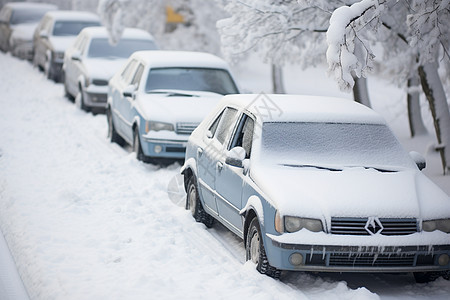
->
97, 0, 226, 54
217, 0, 372, 103
326, 0, 450, 174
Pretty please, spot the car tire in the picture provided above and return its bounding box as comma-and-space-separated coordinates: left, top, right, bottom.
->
246, 217, 281, 279
414, 271, 449, 283
133, 127, 148, 162
64, 81, 74, 101
107, 108, 125, 146
75, 88, 89, 112
186, 176, 214, 228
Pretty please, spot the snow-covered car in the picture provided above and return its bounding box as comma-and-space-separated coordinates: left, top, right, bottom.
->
0, 2, 57, 59
107, 50, 239, 162
32, 11, 100, 82
63, 27, 158, 112
181, 94, 450, 283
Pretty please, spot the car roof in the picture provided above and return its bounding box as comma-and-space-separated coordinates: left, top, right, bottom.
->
130, 50, 231, 70
4, 2, 58, 11
220, 94, 386, 124
43, 11, 100, 22
80, 26, 154, 40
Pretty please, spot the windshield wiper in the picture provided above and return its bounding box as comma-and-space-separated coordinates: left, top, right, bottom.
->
281, 164, 342, 172
146, 90, 199, 97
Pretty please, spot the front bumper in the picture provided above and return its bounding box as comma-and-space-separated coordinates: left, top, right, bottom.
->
11, 41, 33, 60
141, 132, 188, 159
266, 232, 450, 272
83, 85, 108, 109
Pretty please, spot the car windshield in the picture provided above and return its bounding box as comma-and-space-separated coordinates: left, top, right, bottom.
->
10, 8, 50, 24
52, 21, 100, 36
145, 67, 239, 95
260, 122, 415, 170
87, 38, 157, 59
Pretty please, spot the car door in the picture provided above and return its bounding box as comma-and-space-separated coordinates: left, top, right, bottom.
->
197, 107, 239, 215
215, 112, 255, 234
113, 59, 138, 142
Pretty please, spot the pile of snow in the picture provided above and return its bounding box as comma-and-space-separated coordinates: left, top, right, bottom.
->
0, 51, 449, 299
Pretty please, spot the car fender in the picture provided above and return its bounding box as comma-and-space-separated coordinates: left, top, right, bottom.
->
180, 157, 198, 191
240, 195, 265, 244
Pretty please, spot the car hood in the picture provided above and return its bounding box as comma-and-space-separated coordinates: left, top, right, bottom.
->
84, 58, 127, 81
136, 91, 223, 123
11, 23, 38, 40
251, 164, 450, 220
48, 36, 77, 53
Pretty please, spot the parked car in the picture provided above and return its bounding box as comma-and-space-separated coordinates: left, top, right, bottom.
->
63, 27, 158, 112
107, 50, 239, 162
32, 10, 100, 82
181, 94, 450, 283
0, 2, 57, 59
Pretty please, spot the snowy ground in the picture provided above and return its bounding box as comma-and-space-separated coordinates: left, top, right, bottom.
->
0, 52, 449, 300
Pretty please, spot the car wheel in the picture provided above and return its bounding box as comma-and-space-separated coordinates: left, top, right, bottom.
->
64, 81, 74, 101
75, 88, 89, 112
133, 127, 148, 162
186, 176, 214, 228
246, 217, 281, 279
107, 108, 125, 146
414, 271, 449, 283
44, 56, 54, 81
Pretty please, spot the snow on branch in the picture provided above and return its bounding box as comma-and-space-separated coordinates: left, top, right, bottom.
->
326, 0, 384, 91
98, 0, 129, 45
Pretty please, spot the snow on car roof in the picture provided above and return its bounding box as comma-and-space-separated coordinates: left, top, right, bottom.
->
4, 2, 57, 10
80, 27, 155, 40
43, 10, 100, 22
220, 94, 386, 124
131, 50, 231, 70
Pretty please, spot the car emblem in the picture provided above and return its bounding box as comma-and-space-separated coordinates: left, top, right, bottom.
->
365, 217, 383, 235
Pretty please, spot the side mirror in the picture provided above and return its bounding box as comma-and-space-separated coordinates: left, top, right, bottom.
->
71, 52, 81, 61
123, 84, 136, 98
225, 146, 246, 168
206, 130, 213, 139
410, 151, 426, 171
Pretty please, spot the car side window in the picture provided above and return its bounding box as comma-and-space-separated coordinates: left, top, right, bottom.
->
215, 107, 238, 144
120, 60, 138, 84
207, 110, 224, 138
131, 64, 144, 87
229, 113, 254, 158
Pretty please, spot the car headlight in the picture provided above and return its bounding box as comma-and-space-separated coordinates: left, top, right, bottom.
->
145, 121, 174, 132
275, 212, 323, 233
423, 219, 450, 233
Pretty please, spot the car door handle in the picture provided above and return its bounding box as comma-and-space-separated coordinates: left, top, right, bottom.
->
216, 162, 223, 172
197, 148, 203, 157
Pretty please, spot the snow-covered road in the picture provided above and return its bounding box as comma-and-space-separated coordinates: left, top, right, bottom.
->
0, 52, 449, 299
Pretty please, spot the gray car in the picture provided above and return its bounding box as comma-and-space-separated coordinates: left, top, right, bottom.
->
32, 10, 100, 82
0, 2, 57, 59
182, 94, 450, 283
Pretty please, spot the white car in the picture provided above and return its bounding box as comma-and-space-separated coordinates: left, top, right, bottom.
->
182, 94, 450, 282
0, 2, 57, 59
107, 50, 239, 162
32, 11, 100, 82
63, 27, 158, 112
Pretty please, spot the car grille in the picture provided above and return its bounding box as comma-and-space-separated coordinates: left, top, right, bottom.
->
176, 122, 199, 135
92, 79, 109, 86
329, 253, 415, 267
330, 217, 418, 236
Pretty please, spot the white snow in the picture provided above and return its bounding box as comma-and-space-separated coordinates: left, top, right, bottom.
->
0, 50, 450, 300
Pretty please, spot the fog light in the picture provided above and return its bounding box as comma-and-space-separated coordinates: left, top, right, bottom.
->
289, 253, 304, 266
438, 254, 450, 266
154, 145, 162, 153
